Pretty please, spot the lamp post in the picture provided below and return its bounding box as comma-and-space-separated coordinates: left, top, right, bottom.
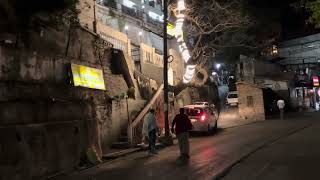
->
162, 0, 173, 145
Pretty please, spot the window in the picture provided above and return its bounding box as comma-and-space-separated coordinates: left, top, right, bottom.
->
228, 93, 238, 98
123, 0, 136, 8
185, 108, 204, 116
247, 96, 253, 107
145, 52, 152, 63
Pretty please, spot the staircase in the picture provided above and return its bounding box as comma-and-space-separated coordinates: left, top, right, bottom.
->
128, 84, 164, 146
111, 84, 164, 149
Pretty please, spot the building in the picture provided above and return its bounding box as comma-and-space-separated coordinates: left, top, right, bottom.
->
267, 34, 320, 110
79, 0, 185, 86
237, 82, 265, 121
78, 0, 186, 147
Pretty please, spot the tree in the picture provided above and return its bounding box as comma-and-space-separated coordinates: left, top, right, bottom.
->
170, 0, 280, 65
295, 0, 320, 27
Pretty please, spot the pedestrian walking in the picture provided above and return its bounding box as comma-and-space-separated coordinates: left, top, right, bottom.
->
277, 98, 285, 120
142, 109, 159, 155
171, 108, 193, 160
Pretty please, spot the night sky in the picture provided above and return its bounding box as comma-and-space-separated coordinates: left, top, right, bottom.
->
249, 0, 320, 40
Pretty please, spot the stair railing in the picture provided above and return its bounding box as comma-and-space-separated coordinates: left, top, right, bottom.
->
128, 84, 164, 146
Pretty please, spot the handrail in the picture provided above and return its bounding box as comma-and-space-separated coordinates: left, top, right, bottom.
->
131, 84, 163, 127
128, 84, 164, 145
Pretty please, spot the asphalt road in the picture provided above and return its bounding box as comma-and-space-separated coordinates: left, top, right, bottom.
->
221, 114, 320, 180
51, 113, 319, 180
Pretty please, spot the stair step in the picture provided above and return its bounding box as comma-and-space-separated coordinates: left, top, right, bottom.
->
111, 141, 131, 149
118, 136, 128, 142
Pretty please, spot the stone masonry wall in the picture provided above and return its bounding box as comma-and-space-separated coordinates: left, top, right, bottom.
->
237, 83, 265, 121
0, 25, 118, 180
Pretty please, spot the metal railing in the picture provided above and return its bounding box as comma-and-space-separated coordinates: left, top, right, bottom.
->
146, 16, 163, 29
121, 5, 144, 20
100, 32, 128, 52
127, 84, 164, 146
99, 0, 117, 9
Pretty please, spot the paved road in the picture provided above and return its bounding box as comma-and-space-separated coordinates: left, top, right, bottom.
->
51, 113, 319, 180
221, 114, 320, 180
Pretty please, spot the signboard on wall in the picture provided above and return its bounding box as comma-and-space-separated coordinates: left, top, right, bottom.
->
167, 23, 176, 36
71, 64, 106, 90
313, 76, 319, 87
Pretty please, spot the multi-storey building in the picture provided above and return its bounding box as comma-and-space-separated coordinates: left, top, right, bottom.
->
78, 0, 185, 86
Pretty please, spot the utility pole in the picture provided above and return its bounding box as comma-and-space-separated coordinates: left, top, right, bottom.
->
162, 0, 173, 145
93, 0, 97, 33
163, 0, 169, 137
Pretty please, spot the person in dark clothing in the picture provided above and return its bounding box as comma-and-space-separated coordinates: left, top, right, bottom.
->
171, 108, 193, 159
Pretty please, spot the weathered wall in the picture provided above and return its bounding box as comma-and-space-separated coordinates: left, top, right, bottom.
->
237, 83, 265, 121
0, 21, 139, 179
0, 33, 106, 180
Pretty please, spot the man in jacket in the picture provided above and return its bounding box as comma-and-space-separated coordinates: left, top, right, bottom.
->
142, 109, 159, 155
171, 108, 193, 159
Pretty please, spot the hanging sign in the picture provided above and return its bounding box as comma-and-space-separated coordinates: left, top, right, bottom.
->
313, 76, 319, 87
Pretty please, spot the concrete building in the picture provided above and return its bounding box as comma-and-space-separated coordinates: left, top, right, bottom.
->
236, 55, 291, 119
237, 82, 265, 121
77, 0, 186, 147
267, 34, 320, 110
79, 0, 185, 85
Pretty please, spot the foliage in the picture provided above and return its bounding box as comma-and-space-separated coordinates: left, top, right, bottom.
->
127, 87, 136, 99
170, 0, 281, 64
295, 0, 320, 28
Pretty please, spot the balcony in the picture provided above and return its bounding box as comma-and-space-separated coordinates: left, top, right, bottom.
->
97, 0, 117, 9
121, 5, 144, 20
146, 16, 162, 29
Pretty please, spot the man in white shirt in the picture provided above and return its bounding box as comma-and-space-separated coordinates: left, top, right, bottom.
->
142, 109, 159, 155
277, 99, 285, 120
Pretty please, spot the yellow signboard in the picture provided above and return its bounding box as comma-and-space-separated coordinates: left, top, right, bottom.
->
71, 64, 106, 90
167, 23, 176, 36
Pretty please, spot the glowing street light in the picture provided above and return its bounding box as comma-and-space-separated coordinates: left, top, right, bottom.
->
216, 63, 221, 69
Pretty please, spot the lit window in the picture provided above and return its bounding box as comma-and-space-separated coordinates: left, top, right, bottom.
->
123, 0, 136, 8
148, 11, 161, 20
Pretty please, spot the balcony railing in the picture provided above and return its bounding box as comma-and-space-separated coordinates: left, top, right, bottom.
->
146, 16, 163, 29
97, 0, 117, 9
121, 5, 144, 20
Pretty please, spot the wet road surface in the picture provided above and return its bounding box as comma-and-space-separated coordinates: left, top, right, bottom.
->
221, 114, 320, 180
51, 114, 318, 180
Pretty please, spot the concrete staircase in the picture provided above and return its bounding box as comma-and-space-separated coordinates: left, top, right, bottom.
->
111, 103, 145, 149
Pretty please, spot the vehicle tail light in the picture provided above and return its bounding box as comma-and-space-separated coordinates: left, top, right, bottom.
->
200, 115, 206, 121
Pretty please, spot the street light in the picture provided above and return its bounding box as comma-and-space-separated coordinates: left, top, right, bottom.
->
139, 31, 143, 43
124, 25, 129, 35
216, 63, 221, 69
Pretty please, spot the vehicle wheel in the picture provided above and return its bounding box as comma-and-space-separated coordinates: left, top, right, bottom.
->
213, 121, 218, 131
207, 124, 215, 135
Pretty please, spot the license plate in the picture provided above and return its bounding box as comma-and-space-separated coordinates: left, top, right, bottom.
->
191, 119, 197, 123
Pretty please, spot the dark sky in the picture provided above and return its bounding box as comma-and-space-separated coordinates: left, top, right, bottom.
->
249, 0, 320, 40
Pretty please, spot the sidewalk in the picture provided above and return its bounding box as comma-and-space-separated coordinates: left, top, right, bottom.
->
218, 107, 262, 129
